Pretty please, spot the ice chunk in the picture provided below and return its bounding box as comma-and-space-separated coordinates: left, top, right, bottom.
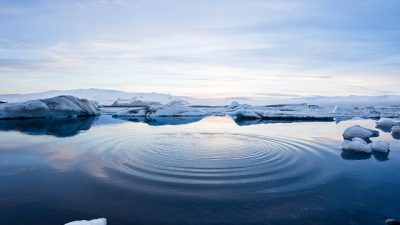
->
0, 95, 99, 119
376, 118, 399, 128
342, 125, 379, 140
147, 105, 206, 117
369, 140, 390, 153
65, 218, 106, 225
112, 108, 147, 117
233, 109, 261, 119
228, 101, 240, 109
392, 126, 400, 139
342, 137, 372, 153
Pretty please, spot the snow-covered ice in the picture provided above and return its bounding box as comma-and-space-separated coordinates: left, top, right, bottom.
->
1, 89, 400, 120
65, 218, 106, 225
369, 140, 390, 153
0, 95, 99, 119
228, 101, 240, 109
147, 105, 206, 117
392, 126, 400, 139
342, 125, 379, 140
342, 137, 372, 153
112, 105, 207, 118
376, 118, 400, 128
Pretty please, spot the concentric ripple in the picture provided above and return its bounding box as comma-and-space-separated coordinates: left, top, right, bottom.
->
79, 132, 338, 198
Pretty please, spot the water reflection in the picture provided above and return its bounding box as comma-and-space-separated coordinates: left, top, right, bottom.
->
233, 118, 333, 126
113, 116, 204, 126
340, 151, 390, 161
0, 116, 399, 225
0, 117, 97, 137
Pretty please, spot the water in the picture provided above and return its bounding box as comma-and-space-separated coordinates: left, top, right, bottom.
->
0, 116, 399, 225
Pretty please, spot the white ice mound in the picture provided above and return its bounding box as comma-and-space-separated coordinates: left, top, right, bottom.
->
65, 218, 106, 225
342, 137, 372, 153
376, 118, 400, 128
147, 105, 206, 117
369, 140, 390, 153
0, 95, 99, 119
392, 126, 400, 138
233, 109, 261, 119
343, 125, 379, 140
228, 101, 240, 109
113, 108, 147, 117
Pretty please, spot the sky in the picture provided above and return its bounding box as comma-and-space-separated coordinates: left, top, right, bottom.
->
0, 0, 399, 99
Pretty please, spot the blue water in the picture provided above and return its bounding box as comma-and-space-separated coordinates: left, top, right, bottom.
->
0, 116, 399, 225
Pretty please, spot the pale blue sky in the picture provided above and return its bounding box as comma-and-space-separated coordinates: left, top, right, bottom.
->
1, 0, 399, 98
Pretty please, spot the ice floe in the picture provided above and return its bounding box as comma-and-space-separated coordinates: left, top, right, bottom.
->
369, 140, 390, 153
65, 218, 106, 225
342, 138, 372, 153
342, 125, 379, 140
0, 95, 99, 119
392, 126, 400, 139
376, 118, 400, 128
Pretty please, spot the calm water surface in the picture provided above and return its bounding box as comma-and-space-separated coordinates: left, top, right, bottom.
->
0, 116, 399, 225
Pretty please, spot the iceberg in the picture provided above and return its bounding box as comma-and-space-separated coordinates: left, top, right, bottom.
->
369, 140, 390, 153
113, 105, 207, 118
392, 126, 400, 139
0, 95, 99, 119
342, 125, 379, 140
376, 118, 400, 128
65, 218, 106, 225
228, 101, 240, 109
147, 105, 206, 117
342, 138, 372, 153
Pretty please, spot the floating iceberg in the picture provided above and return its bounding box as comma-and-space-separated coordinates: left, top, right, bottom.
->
0, 95, 99, 119
376, 118, 400, 128
65, 218, 106, 225
113, 105, 206, 118
392, 126, 400, 139
342, 125, 379, 140
147, 105, 206, 117
228, 101, 240, 109
369, 140, 390, 153
342, 137, 372, 153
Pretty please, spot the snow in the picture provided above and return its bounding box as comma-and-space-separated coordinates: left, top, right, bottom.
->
65, 218, 106, 225
376, 118, 400, 128
0, 95, 99, 119
342, 125, 379, 140
369, 140, 390, 153
342, 138, 372, 153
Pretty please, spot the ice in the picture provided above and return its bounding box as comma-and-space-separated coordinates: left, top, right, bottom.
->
376, 118, 400, 128
1, 89, 400, 120
392, 126, 400, 139
113, 105, 206, 118
147, 105, 206, 117
369, 140, 390, 153
65, 218, 106, 225
228, 101, 240, 109
342, 125, 379, 140
0, 95, 99, 119
233, 109, 262, 119
342, 137, 372, 153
